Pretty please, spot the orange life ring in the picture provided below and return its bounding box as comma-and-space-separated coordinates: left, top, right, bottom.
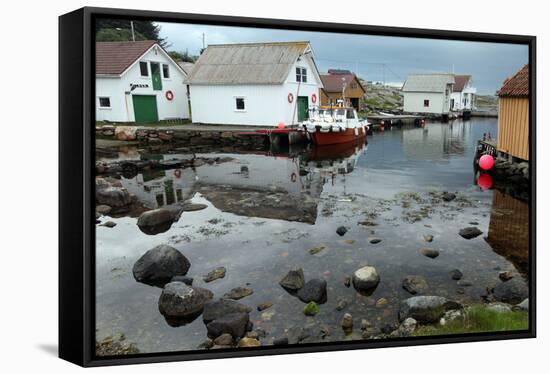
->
165, 90, 174, 101
311, 93, 317, 103
288, 93, 294, 103
173, 169, 181, 178
291, 172, 297, 182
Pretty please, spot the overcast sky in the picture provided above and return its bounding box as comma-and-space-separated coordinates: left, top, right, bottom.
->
158, 22, 528, 94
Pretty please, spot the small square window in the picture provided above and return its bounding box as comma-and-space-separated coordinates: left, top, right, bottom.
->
296, 67, 307, 83
139, 61, 149, 77
424, 99, 430, 107
99, 97, 111, 108
235, 97, 245, 111
162, 64, 170, 79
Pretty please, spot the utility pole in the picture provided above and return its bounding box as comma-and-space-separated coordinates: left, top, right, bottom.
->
130, 21, 135, 42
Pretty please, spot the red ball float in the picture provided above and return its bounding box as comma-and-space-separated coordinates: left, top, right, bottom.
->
479, 154, 495, 170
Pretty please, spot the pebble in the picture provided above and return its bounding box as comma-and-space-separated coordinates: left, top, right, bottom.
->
369, 237, 382, 244
420, 248, 440, 259
257, 302, 273, 311
423, 234, 434, 242
341, 313, 353, 329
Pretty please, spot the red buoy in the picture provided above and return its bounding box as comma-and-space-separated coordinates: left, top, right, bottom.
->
479, 154, 495, 170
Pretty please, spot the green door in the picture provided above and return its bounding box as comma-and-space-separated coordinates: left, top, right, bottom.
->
132, 95, 158, 123
297, 96, 309, 122
150, 62, 163, 91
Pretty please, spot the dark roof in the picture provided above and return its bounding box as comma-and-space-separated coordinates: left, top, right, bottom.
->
96, 40, 157, 75
498, 64, 529, 97
453, 75, 471, 92
327, 69, 352, 75
320, 73, 365, 93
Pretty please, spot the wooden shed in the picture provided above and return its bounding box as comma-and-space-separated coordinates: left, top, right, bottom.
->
497, 64, 529, 161
319, 70, 366, 111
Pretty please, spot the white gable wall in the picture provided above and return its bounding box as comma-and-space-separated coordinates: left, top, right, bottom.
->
96, 45, 189, 123
189, 50, 322, 126
403, 83, 453, 114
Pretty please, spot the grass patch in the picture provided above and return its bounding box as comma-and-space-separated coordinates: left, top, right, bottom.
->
414, 305, 529, 336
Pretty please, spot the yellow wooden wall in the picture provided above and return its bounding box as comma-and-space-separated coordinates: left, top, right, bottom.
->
497, 97, 529, 160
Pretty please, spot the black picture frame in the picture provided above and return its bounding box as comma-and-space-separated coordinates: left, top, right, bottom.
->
59, 6, 536, 367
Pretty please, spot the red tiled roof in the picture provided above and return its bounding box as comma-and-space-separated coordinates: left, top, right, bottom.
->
96, 40, 157, 75
453, 75, 471, 92
320, 73, 365, 93
498, 64, 529, 97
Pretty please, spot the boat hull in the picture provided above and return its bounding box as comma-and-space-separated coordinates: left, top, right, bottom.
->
309, 127, 367, 145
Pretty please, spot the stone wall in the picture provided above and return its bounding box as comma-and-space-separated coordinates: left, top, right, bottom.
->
96, 125, 267, 148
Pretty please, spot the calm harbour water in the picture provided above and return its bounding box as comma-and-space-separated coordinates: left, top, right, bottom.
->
95, 118, 529, 354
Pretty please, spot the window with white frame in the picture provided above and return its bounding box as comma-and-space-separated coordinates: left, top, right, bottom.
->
296, 67, 307, 83
139, 61, 149, 77
235, 97, 246, 111
98, 97, 111, 108
162, 64, 170, 79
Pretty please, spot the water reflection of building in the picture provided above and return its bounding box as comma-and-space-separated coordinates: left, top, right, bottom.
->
117, 141, 366, 224
402, 122, 469, 160
486, 190, 529, 274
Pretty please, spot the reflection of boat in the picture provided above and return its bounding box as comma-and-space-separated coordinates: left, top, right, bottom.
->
307, 138, 366, 161
302, 106, 370, 145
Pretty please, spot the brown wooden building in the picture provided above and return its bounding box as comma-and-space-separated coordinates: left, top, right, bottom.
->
319, 70, 366, 111
497, 64, 529, 161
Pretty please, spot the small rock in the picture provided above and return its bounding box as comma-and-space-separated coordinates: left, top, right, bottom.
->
133, 245, 191, 286
360, 319, 371, 330
335, 299, 348, 311
492, 278, 528, 304
420, 248, 439, 259
257, 302, 273, 312
279, 268, 305, 291
398, 318, 417, 336
398, 296, 462, 323
203, 267, 227, 282
369, 237, 382, 244
402, 275, 429, 295
336, 226, 348, 236
486, 302, 513, 313
246, 331, 259, 339
96, 187, 132, 207
499, 271, 514, 282
459, 227, 483, 239
423, 234, 434, 242
158, 282, 213, 319
341, 313, 353, 329
197, 338, 213, 349
344, 275, 351, 288
303, 301, 320, 316
376, 298, 388, 307
224, 286, 253, 300
514, 298, 529, 311
101, 221, 117, 228
297, 279, 327, 304
238, 337, 261, 348
344, 239, 355, 245
380, 324, 394, 335
309, 245, 326, 255
352, 266, 380, 293
442, 192, 456, 202
450, 269, 463, 280
361, 330, 370, 339
213, 333, 233, 346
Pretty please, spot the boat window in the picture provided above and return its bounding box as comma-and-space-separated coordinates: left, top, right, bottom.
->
346, 110, 356, 119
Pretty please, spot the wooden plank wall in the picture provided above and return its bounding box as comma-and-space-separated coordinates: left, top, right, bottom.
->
497, 97, 529, 160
